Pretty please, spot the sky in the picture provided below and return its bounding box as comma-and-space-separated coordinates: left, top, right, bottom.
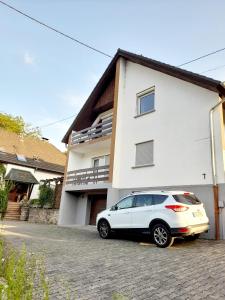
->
1, 0, 225, 151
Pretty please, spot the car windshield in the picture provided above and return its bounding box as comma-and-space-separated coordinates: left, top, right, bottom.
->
173, 194, 201, 205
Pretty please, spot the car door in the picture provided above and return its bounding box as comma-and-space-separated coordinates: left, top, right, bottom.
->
131, 194, 154, 228
109, 196, 134, 229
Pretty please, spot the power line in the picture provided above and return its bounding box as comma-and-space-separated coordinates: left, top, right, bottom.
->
200, 64, 225, 74
0, 0, 112, 58
38, 114, 77, 129
178, 47, 225, 67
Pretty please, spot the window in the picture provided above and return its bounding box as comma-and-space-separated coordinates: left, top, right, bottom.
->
117, 196, 134, 210
92, 155, 109, 167
16, 154, 27, 162
93, 158, 100, 168
134, 194, 153, 207
137, 88, 155, 116
135, 140, 154, 167
152, 195, 168, 205
173, 194, 201, 205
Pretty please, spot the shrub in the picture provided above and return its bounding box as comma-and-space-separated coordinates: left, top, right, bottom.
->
0, 239, 49, 299
38, 185, 54, 208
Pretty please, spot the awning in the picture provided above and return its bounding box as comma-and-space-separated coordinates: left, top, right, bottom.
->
5, 168, 39, 184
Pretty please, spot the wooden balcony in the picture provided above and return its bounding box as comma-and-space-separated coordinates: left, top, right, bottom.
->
71, 117, 112, 145
66, 165, 109, 185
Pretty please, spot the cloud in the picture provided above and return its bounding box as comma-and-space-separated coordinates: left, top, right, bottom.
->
23, 52, 35, 65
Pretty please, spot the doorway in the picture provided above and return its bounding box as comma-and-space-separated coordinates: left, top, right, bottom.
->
89, 195, 107, 225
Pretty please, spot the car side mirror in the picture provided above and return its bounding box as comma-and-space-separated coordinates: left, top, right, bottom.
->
111, 205, 118, 211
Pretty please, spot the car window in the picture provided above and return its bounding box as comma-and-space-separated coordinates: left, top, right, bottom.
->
117, 196, 134, 210
134, 195, 153, 207
173, 194, 201, 205
152, 195, 168, 205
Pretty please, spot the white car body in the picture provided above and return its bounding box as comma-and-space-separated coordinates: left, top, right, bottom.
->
96, 191, 209, 246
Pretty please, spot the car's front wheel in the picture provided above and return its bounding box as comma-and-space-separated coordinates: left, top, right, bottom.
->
152, 224, 174, 248
98, 220, 111, 239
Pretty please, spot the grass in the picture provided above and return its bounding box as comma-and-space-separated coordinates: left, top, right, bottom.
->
0, 239, 49, 300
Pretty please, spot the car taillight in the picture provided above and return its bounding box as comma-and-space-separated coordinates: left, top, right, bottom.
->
165, 205, 189, 212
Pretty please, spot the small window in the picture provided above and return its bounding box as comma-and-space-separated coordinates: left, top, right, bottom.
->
117, 196, 134, 210
135, 140, 154, 167
137, 89, 155, 115
93, 158, 99, 168
134, 195, 153, 207
152, 195, 168, 205
16, 154, 27, 162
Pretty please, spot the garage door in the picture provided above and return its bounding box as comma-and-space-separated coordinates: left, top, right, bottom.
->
89, 196, 107, 225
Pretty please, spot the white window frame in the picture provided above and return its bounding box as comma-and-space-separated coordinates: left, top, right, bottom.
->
136, 87, 155, 117
92, 154, 110, 168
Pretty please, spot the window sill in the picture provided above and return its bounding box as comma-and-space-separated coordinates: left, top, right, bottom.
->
132, 164, 155, 169
134, 109, 155, 118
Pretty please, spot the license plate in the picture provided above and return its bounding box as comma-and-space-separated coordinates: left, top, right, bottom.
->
193, 211, 203, 218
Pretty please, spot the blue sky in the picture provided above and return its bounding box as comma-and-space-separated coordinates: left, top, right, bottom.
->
1, 0, 225, 150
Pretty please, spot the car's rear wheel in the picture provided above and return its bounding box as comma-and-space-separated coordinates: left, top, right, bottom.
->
152, 223, 174, 248
98, 220, 111, 239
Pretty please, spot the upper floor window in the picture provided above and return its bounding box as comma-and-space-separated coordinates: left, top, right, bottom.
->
137, 88, 155, 116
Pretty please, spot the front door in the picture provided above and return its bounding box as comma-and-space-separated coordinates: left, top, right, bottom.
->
89, 195, 106, 225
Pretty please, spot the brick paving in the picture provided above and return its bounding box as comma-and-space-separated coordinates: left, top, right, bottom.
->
1, 221, 225, 300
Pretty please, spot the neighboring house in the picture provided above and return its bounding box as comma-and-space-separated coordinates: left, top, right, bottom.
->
59, 49, 225, 240
0, 129, 66, 208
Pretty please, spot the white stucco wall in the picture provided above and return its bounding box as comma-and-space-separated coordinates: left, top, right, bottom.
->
5, 163, 62, 199
68, 147, 110, 172
113, 59, 225, 189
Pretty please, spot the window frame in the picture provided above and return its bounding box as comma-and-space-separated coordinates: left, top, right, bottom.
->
136, 87, 155, 117
133, 140, 154, 168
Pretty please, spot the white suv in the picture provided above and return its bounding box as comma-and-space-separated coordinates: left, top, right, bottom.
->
96, 191, 209, 248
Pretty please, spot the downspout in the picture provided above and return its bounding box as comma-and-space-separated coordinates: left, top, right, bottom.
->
210, 83, 225, 240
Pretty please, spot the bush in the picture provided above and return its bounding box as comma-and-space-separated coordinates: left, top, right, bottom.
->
29, 199, 41, 208
0, 239, 49, 299
38, 185, 54, 208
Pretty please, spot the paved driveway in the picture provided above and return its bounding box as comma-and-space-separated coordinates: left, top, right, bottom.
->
1, 221, 225, 300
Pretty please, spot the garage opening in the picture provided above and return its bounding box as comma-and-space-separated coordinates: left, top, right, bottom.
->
89, 194, 107, 225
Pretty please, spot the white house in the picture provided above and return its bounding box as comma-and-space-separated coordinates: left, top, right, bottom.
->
59, 49, 225, 239
0, 129, 66, 219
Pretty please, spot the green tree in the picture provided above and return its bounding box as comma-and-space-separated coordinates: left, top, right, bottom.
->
0, 113, 41, 138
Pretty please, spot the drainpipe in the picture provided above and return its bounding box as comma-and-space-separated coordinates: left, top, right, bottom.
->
210, 83, 225, 240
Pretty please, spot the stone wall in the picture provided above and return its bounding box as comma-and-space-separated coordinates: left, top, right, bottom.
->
28, 208, 59, 225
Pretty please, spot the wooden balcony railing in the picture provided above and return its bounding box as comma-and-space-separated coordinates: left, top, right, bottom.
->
71, 117, 112, 145
66, 165, 109, 185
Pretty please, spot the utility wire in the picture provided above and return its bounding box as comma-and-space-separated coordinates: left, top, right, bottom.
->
0, 0, 112, 58
178, 47, 225, 67
200, 64, 225, 74
38, 114, 77, 129
2, 1, 225, 129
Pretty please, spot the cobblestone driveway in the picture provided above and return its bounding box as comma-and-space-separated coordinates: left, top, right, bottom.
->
2, 221, 225, 300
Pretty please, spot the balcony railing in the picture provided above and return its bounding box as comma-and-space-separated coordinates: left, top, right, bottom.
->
66, 165, 109, 185
71, 117, 112, 145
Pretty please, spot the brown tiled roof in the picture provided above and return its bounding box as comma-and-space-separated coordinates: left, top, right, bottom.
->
0, 129, 66, 174
62, 49, 225, 144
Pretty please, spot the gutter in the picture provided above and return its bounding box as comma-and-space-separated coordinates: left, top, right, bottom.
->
210, 82, 225, 240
